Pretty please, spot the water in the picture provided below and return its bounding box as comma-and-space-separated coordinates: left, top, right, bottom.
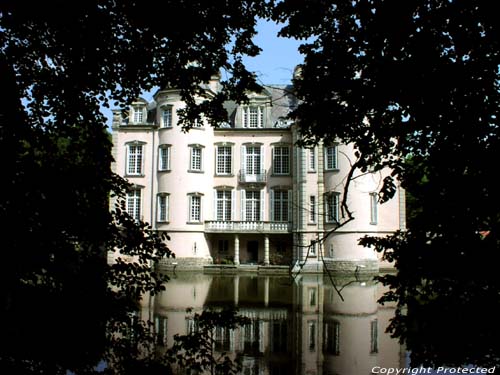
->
139, 272, 404, 374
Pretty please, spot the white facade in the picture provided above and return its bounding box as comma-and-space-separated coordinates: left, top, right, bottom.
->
111, 78, 405, 272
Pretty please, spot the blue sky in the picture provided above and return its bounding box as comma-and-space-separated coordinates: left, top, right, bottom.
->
102, 20, 304, 126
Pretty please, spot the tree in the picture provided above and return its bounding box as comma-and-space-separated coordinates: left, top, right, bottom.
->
0, 1, 268, 373
273, 0, 500, 368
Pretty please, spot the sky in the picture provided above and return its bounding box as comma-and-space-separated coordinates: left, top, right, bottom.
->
102, 20, 305, 126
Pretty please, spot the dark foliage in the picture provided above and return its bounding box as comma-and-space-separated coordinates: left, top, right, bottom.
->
0, 1, 267, 373
274, 0, 500, 368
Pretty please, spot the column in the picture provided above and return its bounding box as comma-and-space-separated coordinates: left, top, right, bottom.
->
264, 235, 270, 265
234, 275, 240, 306
264, 276, 269, 307
234, 234, 240, 265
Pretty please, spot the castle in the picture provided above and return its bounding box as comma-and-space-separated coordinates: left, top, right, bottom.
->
111, 74, 405, 273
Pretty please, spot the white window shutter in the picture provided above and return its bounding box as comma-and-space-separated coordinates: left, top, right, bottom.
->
213, 189, 217, 221
260, 145, 265, 175
231, 189, 235, 221
270, 189, 274, 222
240, 189, 245, 221
288, 190, 293, 222
260, 189, 265, 221
241, 145, 246, 175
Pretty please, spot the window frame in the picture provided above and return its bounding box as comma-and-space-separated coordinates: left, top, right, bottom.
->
242, 105, 264, 128
157, 193, 170, 223
215, 189, 232, 221
158, 145, 171, 171
324, 145, 339, 171
188, 144, 204, 172
188, 194, 202, 223
215, 145, 233, 176
126, 188, 141, 221
125, 142, 145, 176
272, 146, 290, 175
160, 105, 173, 128
325, 192, 340, 224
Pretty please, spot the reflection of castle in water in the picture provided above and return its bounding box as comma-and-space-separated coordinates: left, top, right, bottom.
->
140, 273, 405, 375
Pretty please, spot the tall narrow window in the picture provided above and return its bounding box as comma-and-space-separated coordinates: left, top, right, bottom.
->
158, 145, 171, 171
309, 147, 316, 172
154, 315, 168, 345
216, 190, 232, 221
324, 320, 340, 355
245, 190, 261, 221
325, 145, 338, 170
242, 106, 264, 128
309, 195, 316, 223
126, 189, 141, 221
370, 192, 378, 224
272, 190, 289, 222
325, 192, 340, 223
126, 144, 143, 175
310, 240, 317, 256
189, 195, 202, 222
216, 146, 232, 175
273, 146, 290, 175
189, 146, 203, 172
161, 106, 172, 128
157, 194, 169, 222
245, 146, 262, 175
308, 321, 316, 351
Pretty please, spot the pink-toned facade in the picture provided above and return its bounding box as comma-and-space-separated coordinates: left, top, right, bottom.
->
111, 75, 405, 273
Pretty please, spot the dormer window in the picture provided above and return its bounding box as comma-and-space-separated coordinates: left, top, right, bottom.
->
242, 105, 264, 128
132, 105, 145, 124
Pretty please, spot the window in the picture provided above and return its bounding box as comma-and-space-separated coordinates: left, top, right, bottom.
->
216, 146, 232, 175
126, 189, 141, 221
157, 194, 169, 222
272, 190, 290, 222
273, 146, 290, 175
126, 143, 143, 175
325, 145, 338, 170
310, 240, 317, 256
308, 288, 317, 306
309, 147, 316, 172
189, 145, 203, 172
242, 106, 264, 128
215, 190, 232, 221
158, 145, 171, 171
189, 195, 202, 222
325, 192, 340, 223
309, 195, 316, 223
161, 106, 172, 128
132, 105, 144, 123
154, 315, 167, 345
324, 320, 340, 355
242, 145, 265, 182
308, 321, 316, 351
370, 192, 378, 224
244, 190, 261, 221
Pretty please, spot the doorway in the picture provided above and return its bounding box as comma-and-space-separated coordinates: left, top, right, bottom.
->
247, 241, 259, 264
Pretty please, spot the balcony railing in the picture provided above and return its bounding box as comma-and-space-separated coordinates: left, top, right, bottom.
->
238, 169, 267, 184
205, 220, 292, 233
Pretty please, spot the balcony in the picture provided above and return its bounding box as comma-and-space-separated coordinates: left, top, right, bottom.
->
238, 169, 267, 184
205, 220, 292, 233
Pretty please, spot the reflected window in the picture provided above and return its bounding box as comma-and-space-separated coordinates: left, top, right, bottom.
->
154, 315, 167, 345
214, 326, 232, 352
271, 321, 288, 353
324, 320, 340, 355
308, 288, 317, 307
308, 321, 316, 351
371, 319, 378, 354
